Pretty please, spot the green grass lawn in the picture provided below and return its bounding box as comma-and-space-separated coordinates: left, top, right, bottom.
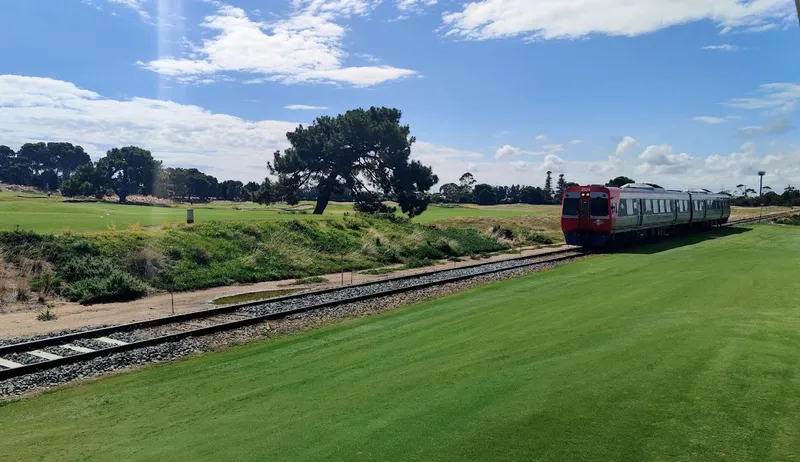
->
2, 224, 799, 460
0, 190, 553, 233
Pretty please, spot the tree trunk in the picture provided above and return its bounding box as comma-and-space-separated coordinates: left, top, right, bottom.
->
313, 175, 337, 215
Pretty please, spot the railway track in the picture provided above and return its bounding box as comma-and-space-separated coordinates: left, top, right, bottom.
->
1, 209, 793, 387
0, 248, 585, 382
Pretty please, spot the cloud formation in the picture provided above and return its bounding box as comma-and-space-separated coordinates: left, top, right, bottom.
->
693, 116, 727, 124
442, 0, 792, 41
616, 136, 639, 155
2, 75, 798, 192
285, 104, 329, 111
141, 2, 416, 86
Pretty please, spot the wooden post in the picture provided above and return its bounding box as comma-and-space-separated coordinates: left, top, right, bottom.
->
187, 209, 194, 224
170, 291, 175, 315
341, 253, 344, 286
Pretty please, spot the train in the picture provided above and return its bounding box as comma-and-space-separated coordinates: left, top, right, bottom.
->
561, 183, 731, 247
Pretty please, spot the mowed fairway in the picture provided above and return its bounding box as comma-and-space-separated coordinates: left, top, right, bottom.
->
1, 225, 799, 460
0, 190, 554, 233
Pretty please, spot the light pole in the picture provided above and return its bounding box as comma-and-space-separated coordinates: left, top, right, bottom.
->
758, 171, 766, 222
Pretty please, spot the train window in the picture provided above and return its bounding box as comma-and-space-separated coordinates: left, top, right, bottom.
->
645, 200, 652, 214
562, 198, 579, 216
659, 200, 665, 213
590, 197, 609, 217
618, 200, 627, 216
667, 201, 672, 213
631, 199, 638, 213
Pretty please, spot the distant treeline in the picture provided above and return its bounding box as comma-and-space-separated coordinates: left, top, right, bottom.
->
431, 172, 580, 206
0, 143, 263, 203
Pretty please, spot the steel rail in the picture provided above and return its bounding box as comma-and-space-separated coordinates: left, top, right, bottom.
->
0, 247, 578, 357
0, 250, 585, 380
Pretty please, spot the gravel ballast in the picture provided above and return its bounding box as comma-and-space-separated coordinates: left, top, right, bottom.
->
0, 254, 583, 399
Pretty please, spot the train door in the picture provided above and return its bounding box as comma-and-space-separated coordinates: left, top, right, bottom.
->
672, 199, 678, 224
637, 199, 643, 227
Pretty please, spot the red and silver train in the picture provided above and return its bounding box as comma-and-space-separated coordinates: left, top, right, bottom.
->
561, 183, 731, 247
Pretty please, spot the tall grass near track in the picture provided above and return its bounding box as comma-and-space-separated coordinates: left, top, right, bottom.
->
0, 217, 508, 304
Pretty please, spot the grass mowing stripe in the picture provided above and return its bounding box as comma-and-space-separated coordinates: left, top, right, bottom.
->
1, 225, 799, 460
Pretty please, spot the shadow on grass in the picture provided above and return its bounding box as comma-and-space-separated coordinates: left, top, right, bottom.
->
607, 226, 753, 255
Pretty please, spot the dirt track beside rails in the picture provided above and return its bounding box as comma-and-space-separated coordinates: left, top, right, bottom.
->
0, 246, 569, 340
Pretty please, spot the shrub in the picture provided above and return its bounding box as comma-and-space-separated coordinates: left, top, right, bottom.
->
64, 270, 148, 304
294, 276, 327, 284
30, 271, 62, 297
187, 247, 212, 265
126, 247, 166, 280
57, 256, 116, 283
37, 308, 57, 321
523, 233, 554, 245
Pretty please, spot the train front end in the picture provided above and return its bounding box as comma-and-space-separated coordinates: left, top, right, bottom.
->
561, 185, 615, 248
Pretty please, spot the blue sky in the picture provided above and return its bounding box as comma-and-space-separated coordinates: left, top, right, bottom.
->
1, 0, 799, 191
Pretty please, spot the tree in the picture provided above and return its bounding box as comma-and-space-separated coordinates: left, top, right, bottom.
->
544, 171, 553, 200
251, 178, 275, 205
473, 183, 497, 205
218, 180, 244, 201
606, 176, 635, 188
735, 184, 747, 197
565, 182, 580, 188
241, 181, 261, 202
0, 146, 14, 183
519, 186, 547, 205
459, 172, 476, 189
556, 173, 568, 200
60, 162, 104, 198
17, 142, 52, 175
269, 107, 438, 217
96, 146, 161, 203
47, 142, 90, 181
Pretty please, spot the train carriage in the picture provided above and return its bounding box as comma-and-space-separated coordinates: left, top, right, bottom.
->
561, 183, 731, 248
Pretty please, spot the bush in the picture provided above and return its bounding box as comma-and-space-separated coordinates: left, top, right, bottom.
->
524, 233, 554, 245
126, 247, 165, 280
57, 256, 116, 282
64, 270, 148, 305
30, 271, 62, 297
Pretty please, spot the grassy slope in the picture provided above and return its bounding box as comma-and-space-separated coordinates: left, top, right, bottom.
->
2, 225, 799, 460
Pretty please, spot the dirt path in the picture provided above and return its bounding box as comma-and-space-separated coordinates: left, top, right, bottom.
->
0, 246, 570, 340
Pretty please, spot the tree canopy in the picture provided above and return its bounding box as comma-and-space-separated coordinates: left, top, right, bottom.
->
269, 107, 438, 217
96, 146, 161, 203
606, 176, 636, 188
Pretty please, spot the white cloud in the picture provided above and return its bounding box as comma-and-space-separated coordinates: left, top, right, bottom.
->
693, 116, 727, 124
702, 44, 740, 51
724, 83, 800, 113
535, 134, 548, 142
396, 0, 437, 12
0, 75, 298, 181
570, 139, 582, 145
636, 144, 694, 175
735, 117, 795, 138
495, 144, 522, 159
284, 104, 329, 110
616, 136, 639, 155
541, 144, 565, 153
108, 0, 150, 21
141, 2, 416, 87
4, 75, 799, 193
442, 0, 792, 41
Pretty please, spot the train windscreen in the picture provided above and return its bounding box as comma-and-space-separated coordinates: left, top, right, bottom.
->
590, 197, 609, 217
562, 198, 579, 216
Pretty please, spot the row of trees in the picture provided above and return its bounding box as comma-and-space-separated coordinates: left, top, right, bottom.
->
731, 185, 800, 207
0, 143, 266, 204
434, 171, 580, 205
0, 142, 92, 190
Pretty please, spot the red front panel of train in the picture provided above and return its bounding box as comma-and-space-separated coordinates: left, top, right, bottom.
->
561, 186, 616, 246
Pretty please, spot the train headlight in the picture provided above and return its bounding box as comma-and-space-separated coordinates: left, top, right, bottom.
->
594, 219, 602, 225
